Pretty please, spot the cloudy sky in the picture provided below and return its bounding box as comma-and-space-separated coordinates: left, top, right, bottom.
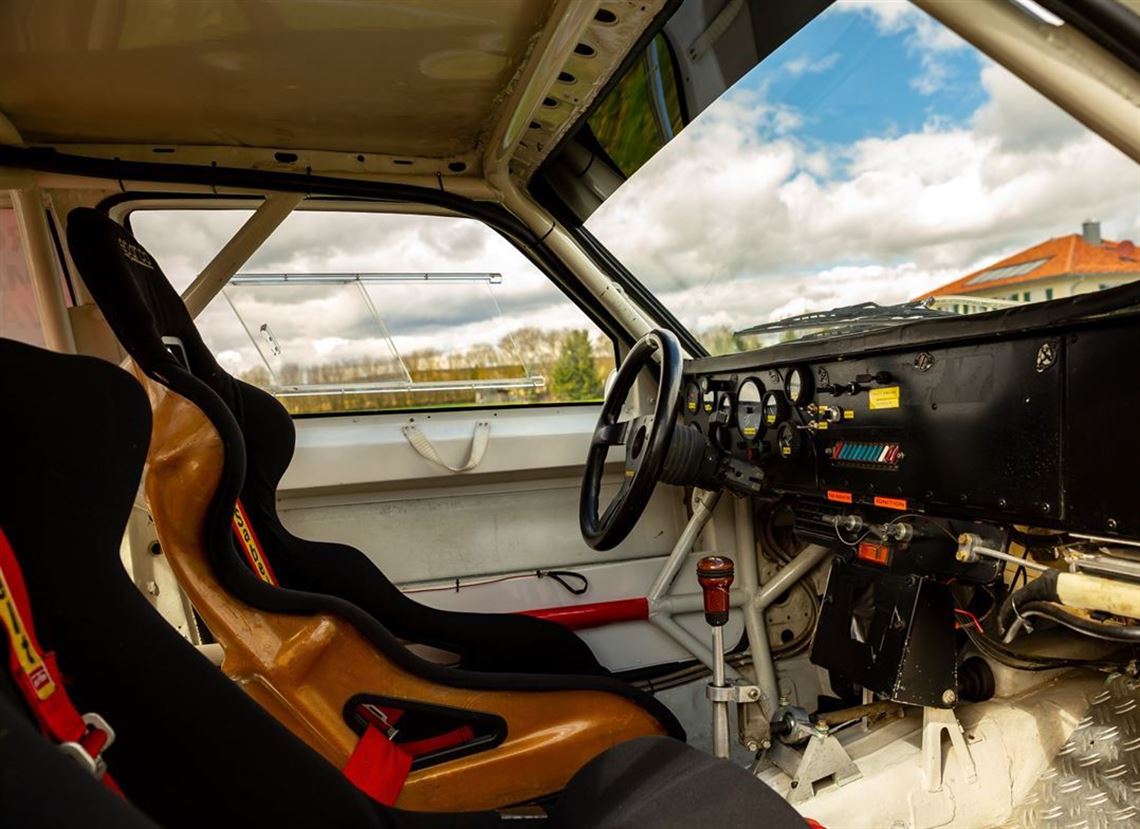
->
586, 1, 1140, 334
134, 0, 1140, 378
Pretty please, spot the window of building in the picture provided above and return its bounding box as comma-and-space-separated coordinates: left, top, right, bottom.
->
131, 209, 614, 415
1045, 287, 1054, 300
0, 209, 45, 347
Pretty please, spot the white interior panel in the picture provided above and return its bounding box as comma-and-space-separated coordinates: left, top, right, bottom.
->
277, 404, 687, 583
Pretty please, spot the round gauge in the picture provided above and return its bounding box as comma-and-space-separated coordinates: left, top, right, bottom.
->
716, 392, 734, 426
761, 390, 790, 428
784, 365, 814, 407
776, 421, 802, 460
736, 378, 766, 440
684, 381, 701, 415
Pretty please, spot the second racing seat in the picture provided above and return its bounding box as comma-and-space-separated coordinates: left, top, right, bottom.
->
66, 208, 683, 810
69, 205, 602, 678
0, 336, 810, 829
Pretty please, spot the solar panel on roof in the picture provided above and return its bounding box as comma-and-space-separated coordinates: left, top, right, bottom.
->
965, 257, 1051, 286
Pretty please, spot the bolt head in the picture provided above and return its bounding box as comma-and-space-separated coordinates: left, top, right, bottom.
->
942, 689, 957, 705
746, 741, 759, 752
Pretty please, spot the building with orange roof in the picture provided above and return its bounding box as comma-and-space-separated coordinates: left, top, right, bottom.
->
916, 221, 1140, 314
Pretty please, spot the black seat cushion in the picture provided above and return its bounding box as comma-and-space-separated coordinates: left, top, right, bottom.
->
67, 206, 684, 738
555, 736, 809, 828
69, 206, 605, 677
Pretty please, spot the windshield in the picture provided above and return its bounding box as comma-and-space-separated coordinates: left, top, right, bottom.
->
585, 2, 1140, 354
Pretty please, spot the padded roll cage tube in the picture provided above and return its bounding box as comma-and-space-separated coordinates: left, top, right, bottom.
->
0, 145, 635, 353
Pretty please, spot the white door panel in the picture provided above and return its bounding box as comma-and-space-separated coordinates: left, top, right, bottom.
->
278, 404, 686, 583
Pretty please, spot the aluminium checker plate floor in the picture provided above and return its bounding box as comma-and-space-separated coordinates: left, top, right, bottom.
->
1001, 674, 1140, 829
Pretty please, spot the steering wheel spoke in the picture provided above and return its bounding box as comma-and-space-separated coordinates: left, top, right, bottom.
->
580, 329, 683, 551
595, 419, 631, 446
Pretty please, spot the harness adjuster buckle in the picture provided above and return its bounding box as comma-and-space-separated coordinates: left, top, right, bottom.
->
359, 703, 399, 740
59, 712, 116, 778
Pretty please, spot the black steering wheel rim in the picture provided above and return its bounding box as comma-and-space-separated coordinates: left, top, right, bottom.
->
580, 329, 683, 551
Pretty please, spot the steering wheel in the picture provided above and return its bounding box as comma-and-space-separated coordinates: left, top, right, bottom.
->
580, 329, 683, 551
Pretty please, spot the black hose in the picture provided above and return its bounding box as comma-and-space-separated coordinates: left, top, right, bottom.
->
1018, 601, 1140, 643
998, 570, 1059, 634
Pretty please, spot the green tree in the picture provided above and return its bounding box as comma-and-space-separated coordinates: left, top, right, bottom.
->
551, 329, 603, 401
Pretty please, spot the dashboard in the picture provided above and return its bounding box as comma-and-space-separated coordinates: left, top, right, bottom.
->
677, 290, 1140, 551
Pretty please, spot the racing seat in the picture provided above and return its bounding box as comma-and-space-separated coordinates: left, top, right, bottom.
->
0, 336, 811, 829
66, 208, 682, 810
70, 205, 602, 678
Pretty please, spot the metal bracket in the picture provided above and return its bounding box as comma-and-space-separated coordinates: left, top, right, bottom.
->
921, 706, 976, 792
767, 731, 862, 805
706, 682, 763, 705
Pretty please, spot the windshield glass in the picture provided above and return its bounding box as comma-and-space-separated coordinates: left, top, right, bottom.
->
585, 2, 1140, 354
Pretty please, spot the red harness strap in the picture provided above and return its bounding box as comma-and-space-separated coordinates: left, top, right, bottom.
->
231, 499, 279, 585
343, 703, 477, 805
0, 528, 121, 794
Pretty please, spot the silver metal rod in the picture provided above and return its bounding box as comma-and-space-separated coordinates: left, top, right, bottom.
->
975, 545, 1050, 572
711, 624, 730, 759
647, 489, 722, 604
735, 497, 777, 714
653, 588, 746, 615
649, 613, 742, 681
755, 544, 831, 611
231, 272, 502, 285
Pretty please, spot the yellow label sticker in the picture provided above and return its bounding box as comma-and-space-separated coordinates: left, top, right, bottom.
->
869, 386, 901, 410
781, 446, 791, 456
766, 414, 776, 425
0, 567, 55, 700
232, 501, 278, 585
816, 420, 829, 430
687, 401, 697, 413
742, 427, 757, 437
843, 409, 855, 420
703, 403, 713, 413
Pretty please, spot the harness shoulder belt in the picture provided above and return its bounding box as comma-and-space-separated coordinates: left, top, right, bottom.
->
0, 527, 120, 793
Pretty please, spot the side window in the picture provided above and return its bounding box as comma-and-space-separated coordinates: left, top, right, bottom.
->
131, 209, 614, 415
0, 208, 46, 347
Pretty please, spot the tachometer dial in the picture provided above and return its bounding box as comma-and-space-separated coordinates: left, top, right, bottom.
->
784, 365, 814, 407
685, 381, 701, 415
736, 378, 765, 440
714, 392, 734, 425
761, 390, 790, 428
776, 421, 802, 460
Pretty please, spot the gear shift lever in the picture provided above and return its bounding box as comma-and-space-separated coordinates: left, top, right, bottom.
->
698, 555, 734, 758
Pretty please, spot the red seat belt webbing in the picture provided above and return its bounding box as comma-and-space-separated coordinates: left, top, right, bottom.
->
343, 724, 413, 806
0, 528, 121, 794
231, 499, 279, 585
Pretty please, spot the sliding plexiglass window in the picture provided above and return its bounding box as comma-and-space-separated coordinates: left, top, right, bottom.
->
132, 210, 613, 415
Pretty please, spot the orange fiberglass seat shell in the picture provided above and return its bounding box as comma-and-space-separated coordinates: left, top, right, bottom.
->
67, 207, 683, 811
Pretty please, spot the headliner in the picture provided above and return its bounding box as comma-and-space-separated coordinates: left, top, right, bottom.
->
0, 0, 557, 160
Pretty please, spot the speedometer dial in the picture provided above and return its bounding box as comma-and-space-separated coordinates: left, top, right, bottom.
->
762, 390, 790, 428
784, 365, 814, 407
736, 378, 765, 440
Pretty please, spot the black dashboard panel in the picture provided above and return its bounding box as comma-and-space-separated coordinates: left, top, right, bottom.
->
683, 300, 1140, 540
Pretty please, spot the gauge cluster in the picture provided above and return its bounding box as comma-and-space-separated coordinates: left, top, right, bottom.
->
679, 314, 1140, 541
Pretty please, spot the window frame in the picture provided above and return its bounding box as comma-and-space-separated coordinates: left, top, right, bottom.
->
106, 194, 627, 419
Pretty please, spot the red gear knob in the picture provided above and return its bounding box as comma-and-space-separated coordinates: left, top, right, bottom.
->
697, 555, 734, 627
